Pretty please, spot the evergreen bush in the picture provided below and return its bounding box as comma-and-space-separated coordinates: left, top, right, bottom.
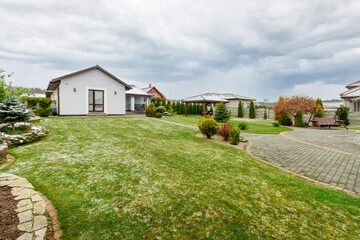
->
162, 99, 166, 106
338, 106, 350, 125
35, 107, 51, 117
263, 110, 267, 120
198, 117, 219, 138
314, 98, 325, 118
278, 114, 292, 126
238, 100, 243, 118
172, 102, 176, 113
294, 114, 305, 127
180, 102, 185, 114
249, 100, 255, 119
176, 102, 181, 113
156, 98, 161, 107
156, 106, 166, 113
214, 101, 230, 122
237, 122, 248, 130
155, 112, 163, 118
228, 128, 240, 145
209, 106, 213, 115
145, 102, 156, 117
272, 122, 280, 127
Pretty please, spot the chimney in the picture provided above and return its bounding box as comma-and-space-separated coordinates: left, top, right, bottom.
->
149, 83, 152, 88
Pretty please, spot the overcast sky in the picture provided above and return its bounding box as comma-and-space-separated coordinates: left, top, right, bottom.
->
1, 1, 359, 101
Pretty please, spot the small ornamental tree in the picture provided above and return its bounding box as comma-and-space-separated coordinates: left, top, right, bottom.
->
249, 100, 255, 119
166, 100, 172, 111
176, 102, 181, 113
273, 95, 315, 126
314, 98, 325, 118
263, 110, 267, 120
0, 96, 33, 132
238, 100, 243, 118
274, 96, 284, 120
338, 106, 350, 125
155, 98, 161, 107
294, 113, 305, 127
188, 103, 193, 114
198, 116, 219, 138
315, 98, 324, 109
214, 101, 230, 122
181, 102, 185, 114
151, 98, 155, 104
162, 98, 166, 107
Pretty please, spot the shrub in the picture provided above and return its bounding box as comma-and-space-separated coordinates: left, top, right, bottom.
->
35, 107, 51, 117
162, 99, 166, 107
272, 122, 280, 127
278, 114, 292, 126
145, 102, 156, 117
155, 112, 163, 118
209, 106, 213, 116
218, 123, 234, 141
0, 138, 3, 144
249, 100, 255, 119
172, 102, 176, 113
314, 98, 325, 118
237, 122, 248, 130
263, 110, 267, 120
238, 100, 243, 118
156, 98, 161, 107
229, 128, 240, 145
156, 106, 166, 113
214, 101, 230, 122
338, 106, 349, 125
198, 117, 219, 138
294, 114, 305, 127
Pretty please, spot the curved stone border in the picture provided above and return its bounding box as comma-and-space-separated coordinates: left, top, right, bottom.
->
0, 123, 49, 147
0, 172, 62, 239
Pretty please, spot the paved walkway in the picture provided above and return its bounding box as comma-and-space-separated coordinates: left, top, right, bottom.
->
243, 128, 360, 195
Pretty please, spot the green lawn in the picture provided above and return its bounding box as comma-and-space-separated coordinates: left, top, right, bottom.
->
163, 115, 293, 134
2, 117, 360, 239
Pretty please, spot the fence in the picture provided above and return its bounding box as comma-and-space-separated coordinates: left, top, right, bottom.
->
228, 107, 360, 125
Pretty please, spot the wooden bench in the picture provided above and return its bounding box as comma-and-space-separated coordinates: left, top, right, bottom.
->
311, 118, 348, 130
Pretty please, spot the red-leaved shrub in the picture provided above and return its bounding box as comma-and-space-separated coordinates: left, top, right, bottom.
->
218, 123, 235, 141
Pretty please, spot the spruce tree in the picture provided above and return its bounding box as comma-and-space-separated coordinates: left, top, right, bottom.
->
249, 100, 255, 119
166, 100, 171, 111
162, 98, 166, 107
156, 98, 161, 107
0, 96, 33, 132
214, 101, 230, 122
172, 102, 176, 113
238, 100, 243, 118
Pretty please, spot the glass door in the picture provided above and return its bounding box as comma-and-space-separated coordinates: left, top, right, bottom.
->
89, 90, 104, 112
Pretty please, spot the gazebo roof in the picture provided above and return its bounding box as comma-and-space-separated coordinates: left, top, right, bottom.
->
182, 92, 255, 103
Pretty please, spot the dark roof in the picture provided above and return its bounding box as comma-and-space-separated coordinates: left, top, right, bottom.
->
46, 65, 132, 95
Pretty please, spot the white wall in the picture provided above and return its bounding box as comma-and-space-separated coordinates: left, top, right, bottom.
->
225, 99, 251, 108
59, 69, 126, 115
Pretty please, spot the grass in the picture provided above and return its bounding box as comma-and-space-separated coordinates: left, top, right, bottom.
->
163, 115, 293, 134
2, 117, 360, 239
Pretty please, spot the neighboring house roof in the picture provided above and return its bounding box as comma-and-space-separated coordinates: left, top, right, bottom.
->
126, 85, 152, 97
182, 93, 255, 103
141, 85, 166, 99
345, 80, 360, 90
45, 65, 132, 97
340, 87, 360, 99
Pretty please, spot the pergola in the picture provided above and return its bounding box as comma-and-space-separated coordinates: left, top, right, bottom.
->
182, 94, 228, 116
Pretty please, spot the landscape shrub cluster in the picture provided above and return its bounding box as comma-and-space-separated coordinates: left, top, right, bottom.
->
217, 122, 241, 145
26, 97, 52, 117
198, 116, 219, 138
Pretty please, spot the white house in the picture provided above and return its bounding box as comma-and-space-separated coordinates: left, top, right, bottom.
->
45, 65, 132, 116
126, 85, 151, 111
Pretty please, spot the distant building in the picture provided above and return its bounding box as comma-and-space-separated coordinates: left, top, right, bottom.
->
142, 84, 166, 100
125, 85, 151, 112
182, 93, 255, 108
340, 80, 360, 112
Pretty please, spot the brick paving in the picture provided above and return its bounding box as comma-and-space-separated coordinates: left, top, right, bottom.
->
243, 128, 360, 194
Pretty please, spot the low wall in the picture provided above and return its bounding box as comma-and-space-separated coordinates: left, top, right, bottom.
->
0, 143, 8, 164
228, 107, 360, 125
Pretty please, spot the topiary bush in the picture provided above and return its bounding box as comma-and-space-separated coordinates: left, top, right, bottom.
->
237, 122, 248, 130
156, 106, 166, 114
249, 100, 255, 119
145, 102, 156, 117
294, 114, 305, 127
218, 123, 234, 141
229, 128, 240, 145
214, 101, 230, 122
338, 106, 350, 125
263, 110, 267, 120
198, 117, 219, 138
155, 112, 163, 118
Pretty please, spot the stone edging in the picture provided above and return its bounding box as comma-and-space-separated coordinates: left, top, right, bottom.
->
0, 172, 63, 239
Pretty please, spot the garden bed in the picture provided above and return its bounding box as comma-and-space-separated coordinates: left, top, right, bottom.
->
0, 123, 49, 147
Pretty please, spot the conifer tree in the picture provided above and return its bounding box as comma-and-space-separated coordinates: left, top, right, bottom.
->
176, 102, 181, 113
214, 101, 230, 122
172, 102, 176, 113
156, 98, 161, 107
180, 102, 185, 114
249, 100, 255, 119
162, 98, 166, 107
0, 96, 33, 132
314, 98, 325, 118
166, 100, 171, 111
238, 100, 243, 118
263, 110, 267, 120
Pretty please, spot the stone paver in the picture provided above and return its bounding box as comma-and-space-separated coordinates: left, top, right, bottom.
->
244, 128, 360, 194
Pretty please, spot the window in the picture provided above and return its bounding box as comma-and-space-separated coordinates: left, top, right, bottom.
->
89, 89, 104, 112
